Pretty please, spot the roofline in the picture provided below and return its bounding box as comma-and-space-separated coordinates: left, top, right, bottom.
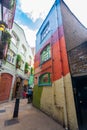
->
36, 0, 60, 35
13, 21, 31, 48
37, 0, 87, 36
61, 0, 87, 30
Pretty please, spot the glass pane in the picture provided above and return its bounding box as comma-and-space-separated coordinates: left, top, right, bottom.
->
41, 44, 51, 63
39, 73, 51, 86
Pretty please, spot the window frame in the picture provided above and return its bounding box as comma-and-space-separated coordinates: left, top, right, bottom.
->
38, 72, 52, 86
21, 44, 26, 55
6, 49, 15, 64
40, 44, 51, 64
11, 30, 19, 46
41, 21, 50, 41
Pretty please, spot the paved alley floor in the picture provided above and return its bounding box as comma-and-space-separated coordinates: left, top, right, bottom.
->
0, 99, 65, 130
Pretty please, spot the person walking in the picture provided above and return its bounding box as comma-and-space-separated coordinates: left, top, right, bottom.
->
22, 89, 26, 99
27, 87, 33, 103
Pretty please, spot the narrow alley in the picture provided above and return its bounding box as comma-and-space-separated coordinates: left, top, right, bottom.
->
0, 99, 65, 130
0, 0, 87, 130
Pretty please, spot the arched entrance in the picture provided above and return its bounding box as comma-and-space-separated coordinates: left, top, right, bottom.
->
0, 73, 13, 101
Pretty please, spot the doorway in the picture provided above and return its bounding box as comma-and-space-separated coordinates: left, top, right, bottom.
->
0, 73, 13, 101
72, 76, 87, 130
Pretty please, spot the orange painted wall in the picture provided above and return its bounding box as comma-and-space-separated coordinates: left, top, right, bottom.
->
34, 28, 70, 84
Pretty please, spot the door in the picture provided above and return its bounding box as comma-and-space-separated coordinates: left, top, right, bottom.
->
0, 73, 13, 101
72, 76, 87, 130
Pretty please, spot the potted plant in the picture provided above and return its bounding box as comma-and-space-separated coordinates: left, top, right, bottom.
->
30, 67, 34, 74
0, 30, 11, 60
1, 30, 11, 47
24, 62, 29, 73
16, 54, 22, 68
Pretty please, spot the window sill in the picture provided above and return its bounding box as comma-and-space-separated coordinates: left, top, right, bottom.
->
38, 83, 52, 87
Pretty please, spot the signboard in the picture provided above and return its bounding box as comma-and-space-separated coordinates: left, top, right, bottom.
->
29, 75, 34, 85
0, 0, 16, 29
0, 0, 9, 9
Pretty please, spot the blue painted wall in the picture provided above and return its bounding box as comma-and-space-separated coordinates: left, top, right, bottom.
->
36, 1, 62, 53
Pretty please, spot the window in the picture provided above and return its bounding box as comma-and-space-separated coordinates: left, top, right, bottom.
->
41, 21, 49, 41
41, 44, 51, 64
7, 49, 15, 64
20, 60, 24, 70
38, 73, 51, 86
11, 31, 19, 46
28, 55, 32, 65
21, 45, 26, 55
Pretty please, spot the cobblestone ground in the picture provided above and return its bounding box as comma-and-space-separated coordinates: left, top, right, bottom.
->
0, 99, 65, 130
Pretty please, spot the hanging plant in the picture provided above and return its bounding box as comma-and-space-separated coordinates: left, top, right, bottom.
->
16, 54, 22, 68
9, 0, 16, 9
24, 62, 29, 73
1, 30, 11, 47
30, 67, 34, 75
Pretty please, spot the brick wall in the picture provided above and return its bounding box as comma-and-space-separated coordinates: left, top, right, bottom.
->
68, 42, 87, 76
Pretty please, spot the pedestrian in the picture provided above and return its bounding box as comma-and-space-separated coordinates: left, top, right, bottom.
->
22, 89, 26, 99
27, 87, 33, 103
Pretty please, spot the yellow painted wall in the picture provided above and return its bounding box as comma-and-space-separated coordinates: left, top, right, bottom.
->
40, 73, 78, 130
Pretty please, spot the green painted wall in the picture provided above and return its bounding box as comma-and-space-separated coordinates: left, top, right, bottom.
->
33, 85, 43, 108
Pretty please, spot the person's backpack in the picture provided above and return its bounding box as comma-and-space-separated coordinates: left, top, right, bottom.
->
28, 89, 32, 95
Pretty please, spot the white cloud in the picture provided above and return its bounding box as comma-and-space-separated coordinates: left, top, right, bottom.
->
19, 24, 37, 47
16, 0, 87, 48
18, 0, 87, 27
19, 0, 55, 22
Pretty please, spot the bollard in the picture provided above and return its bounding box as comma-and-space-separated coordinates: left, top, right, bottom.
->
13, 98, 20, 118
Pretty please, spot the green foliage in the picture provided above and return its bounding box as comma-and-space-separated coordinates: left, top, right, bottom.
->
16, 54, 22, 68
9, 0, 16, 9
30, 67, 34, 74
1, 30, 11, 47
33, 85, 43, 108
16, 54, 21, 63
25, 62, 29, 73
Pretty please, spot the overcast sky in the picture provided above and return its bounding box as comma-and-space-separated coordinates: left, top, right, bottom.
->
14, 0, 87, 47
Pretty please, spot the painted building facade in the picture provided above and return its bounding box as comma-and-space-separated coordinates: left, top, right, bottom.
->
33, 0, 87, 130
0, 22, 34, 102
0, 0, 16, 102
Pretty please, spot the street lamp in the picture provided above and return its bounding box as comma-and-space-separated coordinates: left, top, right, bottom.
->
0, 24, 5, 31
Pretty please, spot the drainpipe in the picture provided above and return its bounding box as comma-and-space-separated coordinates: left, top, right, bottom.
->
55, 1, 68, 130
50, 31, 54, 81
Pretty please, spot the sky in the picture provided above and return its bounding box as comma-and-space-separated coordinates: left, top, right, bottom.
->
14, 0, 87, 48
